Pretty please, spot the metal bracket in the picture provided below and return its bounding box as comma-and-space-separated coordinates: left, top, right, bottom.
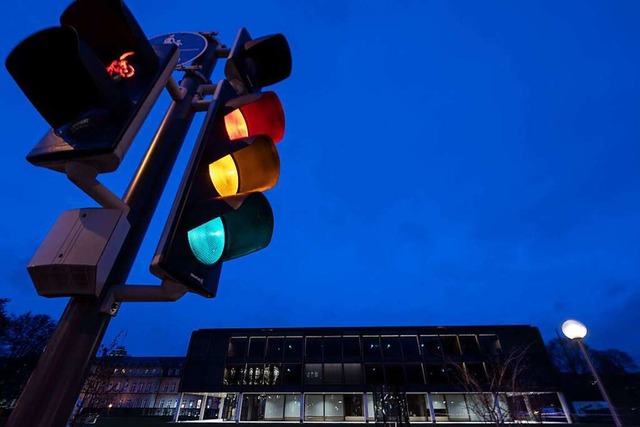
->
100, 279, 188, 315
65, 162, 130, 215
166, 76, 185, 101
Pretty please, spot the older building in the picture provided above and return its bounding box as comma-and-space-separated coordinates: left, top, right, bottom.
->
176, 325, 572, 424
74, 355, 184, 420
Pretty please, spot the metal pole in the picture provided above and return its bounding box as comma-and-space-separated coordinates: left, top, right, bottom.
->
576, 339, 623, 427
6, 37, 221, 427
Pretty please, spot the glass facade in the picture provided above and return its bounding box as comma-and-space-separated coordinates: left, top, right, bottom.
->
180, 326, 567, 424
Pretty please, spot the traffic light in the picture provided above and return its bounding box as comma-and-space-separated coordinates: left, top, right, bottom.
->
151, 29, 291, 297
5, 0, 178, 173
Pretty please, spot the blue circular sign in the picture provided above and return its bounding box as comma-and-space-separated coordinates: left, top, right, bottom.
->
149, 32, 208, 67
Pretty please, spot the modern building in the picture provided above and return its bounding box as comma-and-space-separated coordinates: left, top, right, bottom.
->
177, 325, 573, 424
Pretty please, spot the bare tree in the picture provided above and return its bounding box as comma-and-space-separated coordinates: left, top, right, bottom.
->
450, 345, 534, 425
69, 331, 127, 426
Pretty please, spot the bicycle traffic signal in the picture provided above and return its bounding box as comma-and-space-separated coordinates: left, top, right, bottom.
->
5, 0, 178, 173
151, 29, 291, 297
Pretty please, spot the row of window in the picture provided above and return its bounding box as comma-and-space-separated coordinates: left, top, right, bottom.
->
236, 392, 565, 423
110, 367, 181, 377
227, 334, 501, 362
109, 381, 178, 393
223, 362, 489, 386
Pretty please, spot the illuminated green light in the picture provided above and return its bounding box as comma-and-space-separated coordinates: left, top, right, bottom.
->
187, 217, 225, 265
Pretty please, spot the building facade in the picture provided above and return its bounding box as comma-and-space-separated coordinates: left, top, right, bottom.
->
177, 325, 573, 424
74, 355, 184, 420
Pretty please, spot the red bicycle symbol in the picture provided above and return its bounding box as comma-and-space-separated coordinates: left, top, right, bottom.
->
106, 51, 136, 78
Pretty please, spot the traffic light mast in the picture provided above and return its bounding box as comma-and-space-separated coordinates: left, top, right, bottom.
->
4, 14, 228, 427
5, 1, 292, 425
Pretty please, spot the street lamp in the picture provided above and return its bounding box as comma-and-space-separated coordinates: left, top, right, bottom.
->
561, 319, 623, 427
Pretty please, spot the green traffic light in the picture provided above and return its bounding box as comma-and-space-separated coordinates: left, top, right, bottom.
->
187, 217, 225, 265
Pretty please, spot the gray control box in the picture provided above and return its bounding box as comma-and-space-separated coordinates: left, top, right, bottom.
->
27, 208, 130, 297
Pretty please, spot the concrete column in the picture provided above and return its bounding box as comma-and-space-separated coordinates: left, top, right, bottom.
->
300, 393, 305, 422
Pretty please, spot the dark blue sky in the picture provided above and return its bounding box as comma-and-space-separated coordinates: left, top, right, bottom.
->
1, 1, 638, 363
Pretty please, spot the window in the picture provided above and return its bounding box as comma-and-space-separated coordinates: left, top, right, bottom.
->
405, 364, 425, 385
130, 382, 136, 392
385, 364, 404, 385
465, 362, 487, 383
284, 337, 303, 361
304, 364, 322, 384
282, 364, 301, 386
170, 384, 176, 392
342, 336, 361, 359
401, 335, 421, 360
406, 394, 429, 421
159, 400, 165, 409
138, 383, 144, 392
440, 335, 461, 355
344, 363, 362, 384
444, 394, 470, 421
425, 364, 448, 384
266, 337, 284, 361
324, 363, 343, 384
381, 336, 402, 361
304, 394, 324, 420
420, 335, 442, 356
343, 394, 364, 419
459, 335, 481, 355
263, 364, 282, 385
247, 364, 264, 385
365, 365, 383, 385
227, 337, 248, 358
133, 399, 139, 408
162, 384, 168, 392
264, 394, 285, 420
305, 337, 322, 359
363, 336, 381, 361
479, 335, 501, 355
284, 394, 301, 420
324, 394, 344, 421
141, 398, 147, 408
146, 383, 152, 392
248, 337, 266, 359
323, 337, 342, 359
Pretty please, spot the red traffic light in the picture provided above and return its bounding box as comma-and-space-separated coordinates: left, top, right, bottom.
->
224, 91, 285, 143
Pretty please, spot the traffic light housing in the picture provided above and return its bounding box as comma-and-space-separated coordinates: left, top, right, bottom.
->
5, 0, 178, 173
151, 29, 291, 297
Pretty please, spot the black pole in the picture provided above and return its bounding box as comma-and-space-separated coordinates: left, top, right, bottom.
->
6, 37, 221, 427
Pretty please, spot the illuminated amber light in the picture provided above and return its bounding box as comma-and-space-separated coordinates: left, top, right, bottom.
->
224, 109, 248, 140
209, 155, 239, 197
106, 51, 136, 78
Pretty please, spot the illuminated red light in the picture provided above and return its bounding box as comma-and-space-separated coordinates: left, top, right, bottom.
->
106, 51, 136, 78
224, 91, 284, 143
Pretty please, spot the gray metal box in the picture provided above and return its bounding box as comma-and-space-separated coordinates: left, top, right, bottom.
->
27, 208, 130, 297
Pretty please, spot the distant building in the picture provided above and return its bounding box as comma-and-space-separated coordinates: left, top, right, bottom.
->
74, 355, 184, 420
176, 325, 573, 424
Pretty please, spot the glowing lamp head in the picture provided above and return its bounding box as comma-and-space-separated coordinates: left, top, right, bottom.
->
561, 319, 587, 340
187, 217, 226, 266
224, 91, 284, 143
208, 136, 280, 197
186, 193, 274, 266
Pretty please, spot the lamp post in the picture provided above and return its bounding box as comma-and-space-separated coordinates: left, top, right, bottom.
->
561, 319, 623, 427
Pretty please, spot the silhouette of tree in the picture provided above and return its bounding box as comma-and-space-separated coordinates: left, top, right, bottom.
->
0, 312, 55, 358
